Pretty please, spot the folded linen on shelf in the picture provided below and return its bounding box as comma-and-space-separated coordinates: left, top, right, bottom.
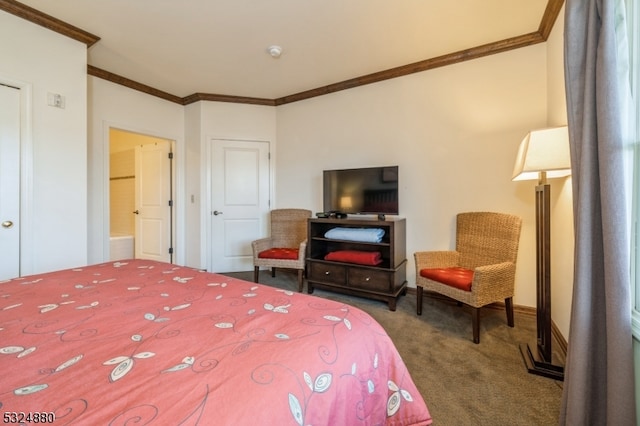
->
324, 250, 383, 266
324, 227, 385, 243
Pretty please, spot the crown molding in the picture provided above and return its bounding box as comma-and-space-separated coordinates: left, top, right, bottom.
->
275, 31, 546, 105
5, 0, 564, 106
0, 0, 100, 46
182, 93, 276, 106
539, 0, 565, 40
87, 65, 183, 104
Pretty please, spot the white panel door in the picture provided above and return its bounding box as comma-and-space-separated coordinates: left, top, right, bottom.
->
210, 139, 270, 272
0, 84, 20, 280
135, 141, 172, 262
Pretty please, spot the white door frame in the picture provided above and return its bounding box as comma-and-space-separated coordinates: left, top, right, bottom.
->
0, 75, 33, 276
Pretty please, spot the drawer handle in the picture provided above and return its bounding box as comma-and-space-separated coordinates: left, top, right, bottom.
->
325, 271, 331, 275
365, 277, 370, 282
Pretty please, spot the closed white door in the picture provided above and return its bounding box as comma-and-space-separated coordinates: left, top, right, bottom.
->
135, 141, 172, 262
209, 139, 270, 272
0, 84, 20, 280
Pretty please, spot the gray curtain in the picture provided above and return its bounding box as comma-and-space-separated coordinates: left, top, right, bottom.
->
561, 0, 636, 424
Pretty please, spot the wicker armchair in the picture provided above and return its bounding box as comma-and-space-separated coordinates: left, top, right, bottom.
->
252, 208, 312, 292
415, 212, 522, 343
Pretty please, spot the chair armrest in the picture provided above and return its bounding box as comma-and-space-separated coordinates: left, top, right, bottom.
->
252, 238, 274, 256
414, 251, 460, 269
297, 239, 308, 260
471, 261, 516, 296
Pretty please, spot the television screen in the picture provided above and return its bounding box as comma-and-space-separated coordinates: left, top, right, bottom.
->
323, 166, 399, 215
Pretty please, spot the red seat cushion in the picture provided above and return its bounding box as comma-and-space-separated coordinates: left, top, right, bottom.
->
420, 267, 474, 291
258, 247, 299, 260
324, 250, 383, 266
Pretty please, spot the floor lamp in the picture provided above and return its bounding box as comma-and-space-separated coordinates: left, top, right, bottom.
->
512, 126, 571, 381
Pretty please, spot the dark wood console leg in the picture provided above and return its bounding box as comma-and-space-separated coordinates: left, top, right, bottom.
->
416, 286, 423, 315
253, 266, 259, 283
388, 298, 397, 311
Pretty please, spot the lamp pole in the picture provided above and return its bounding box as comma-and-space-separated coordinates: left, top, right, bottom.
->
519, 170, 564, 380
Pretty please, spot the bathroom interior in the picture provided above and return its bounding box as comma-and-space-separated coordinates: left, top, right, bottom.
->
109, 128, 170, 261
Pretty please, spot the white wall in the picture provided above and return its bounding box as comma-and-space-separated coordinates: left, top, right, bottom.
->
185, 101, 277, 269
276, 45, 550, 308
0, 11, 88, 274
184, 102, 202, 267
87, 77, 184, 264
546, 5, 574, 339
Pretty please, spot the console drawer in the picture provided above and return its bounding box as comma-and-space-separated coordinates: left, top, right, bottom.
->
308, 262, 346, 285
348, 267, 393, 292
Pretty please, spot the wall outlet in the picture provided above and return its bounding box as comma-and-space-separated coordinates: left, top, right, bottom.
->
47, 92, 65, 109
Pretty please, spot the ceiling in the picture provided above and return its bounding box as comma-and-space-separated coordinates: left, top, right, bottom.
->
4, 0, 562, 104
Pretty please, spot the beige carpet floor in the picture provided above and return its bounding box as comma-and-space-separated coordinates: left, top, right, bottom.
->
223, 269, 565, 426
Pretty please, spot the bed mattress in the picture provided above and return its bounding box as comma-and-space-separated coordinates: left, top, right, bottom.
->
0, 259, 431, 425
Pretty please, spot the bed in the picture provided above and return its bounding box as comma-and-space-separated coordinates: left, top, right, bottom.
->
0, 259, 432, 425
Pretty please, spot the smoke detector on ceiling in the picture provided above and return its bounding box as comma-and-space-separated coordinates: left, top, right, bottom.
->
267, 45, 283, 58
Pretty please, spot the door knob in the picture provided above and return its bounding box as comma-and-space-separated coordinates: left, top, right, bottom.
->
133, 210, 139, 215
213, 210, 223, 216
2, 220, 13, 228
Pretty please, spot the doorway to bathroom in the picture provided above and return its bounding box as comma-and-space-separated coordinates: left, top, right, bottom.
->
109, 128, 174, 263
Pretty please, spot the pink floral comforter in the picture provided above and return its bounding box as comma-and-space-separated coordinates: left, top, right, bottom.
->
0, 260, 432, 425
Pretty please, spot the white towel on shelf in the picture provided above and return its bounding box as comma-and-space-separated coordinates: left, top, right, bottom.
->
324, 227, 385, 243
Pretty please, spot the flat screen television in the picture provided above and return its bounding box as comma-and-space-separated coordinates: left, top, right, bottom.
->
323, 166, 399, 215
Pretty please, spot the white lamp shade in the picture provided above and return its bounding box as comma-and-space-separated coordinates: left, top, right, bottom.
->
512, 126, 571, 181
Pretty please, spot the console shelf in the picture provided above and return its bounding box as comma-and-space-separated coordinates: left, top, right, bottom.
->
306, 217, 407, 310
